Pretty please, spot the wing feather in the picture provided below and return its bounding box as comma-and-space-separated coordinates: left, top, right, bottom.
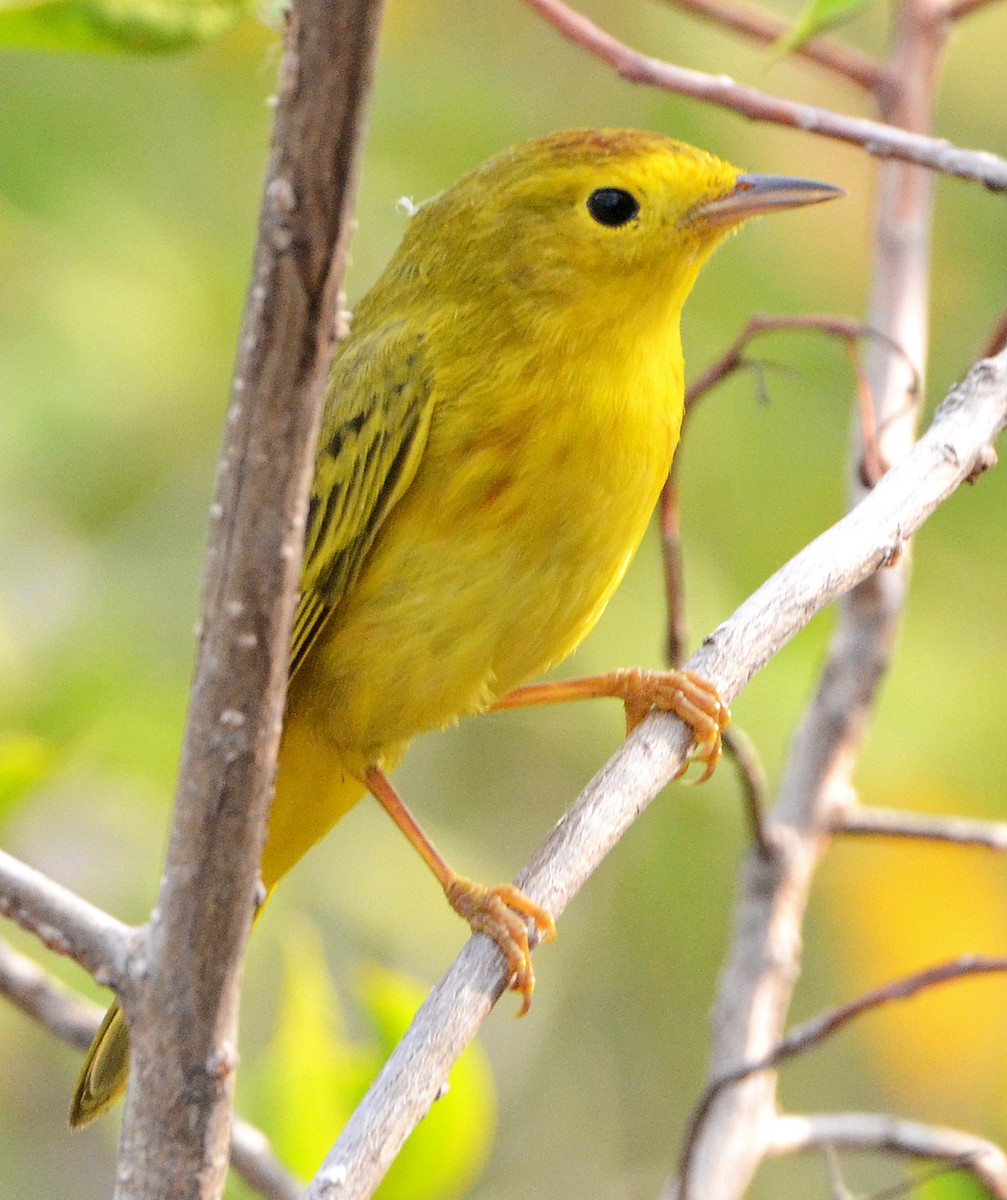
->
290, 322, 434, 678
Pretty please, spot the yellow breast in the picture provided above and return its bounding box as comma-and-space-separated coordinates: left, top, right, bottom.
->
299, 311, 684, 759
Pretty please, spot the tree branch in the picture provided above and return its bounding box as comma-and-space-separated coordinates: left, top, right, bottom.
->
723, 726, 771, 857
520, 0, 1007, 190
980, 305, 1007, 359
231, 1123, 302, 1200
768, 1113, 1007, 1198
777, 955, 1007, 1060
0, 935, 102, 1052
0, 935, 299, 1200
944, 0, 1004, 20
660, 0, 886, 92
683, 315, 917, 414
680, 952, 1007, 1166
112, 2, 387, 1197
303, 349, 1007, 1200
663, 314, 902, 694
0, 850, 134, 986
673, 0, 948, 1191
834, 804, 1007, 849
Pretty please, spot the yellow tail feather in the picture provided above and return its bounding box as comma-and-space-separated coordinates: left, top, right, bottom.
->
69, 1002, 129, 1129
69, 730, 368, 1128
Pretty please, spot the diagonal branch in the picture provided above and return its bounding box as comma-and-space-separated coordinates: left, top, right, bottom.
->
768, 1112, 1007, 1198
230, 1124, 302, 1200
0, 849, 135, 985
521, 0, 1007, 191
0, 935, 299, 1200
304, 349, 1007, 1200
679, 953, 1007, 1169
776, 955, 1007, 1060
0, 934, 105, 1051
944, 0, 1004, 19
660, 0, 886, 91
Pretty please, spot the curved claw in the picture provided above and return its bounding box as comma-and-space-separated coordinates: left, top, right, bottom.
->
621, 668, 730, 781
445, 877, 555, 1016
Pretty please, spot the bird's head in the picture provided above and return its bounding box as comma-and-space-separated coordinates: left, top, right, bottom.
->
380, 129, 841, 341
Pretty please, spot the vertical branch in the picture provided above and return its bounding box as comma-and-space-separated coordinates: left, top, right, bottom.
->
113, 2, 387, 1198
675, 1, 947, 1196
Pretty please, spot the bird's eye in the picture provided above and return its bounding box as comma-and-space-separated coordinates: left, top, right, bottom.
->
586, 187, 640, 228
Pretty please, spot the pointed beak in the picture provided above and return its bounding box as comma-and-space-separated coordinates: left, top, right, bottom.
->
690, 174, 844, 227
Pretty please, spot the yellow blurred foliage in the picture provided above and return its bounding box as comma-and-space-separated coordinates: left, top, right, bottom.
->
822, 783, 1007, 1120
242, 918, 495, 1200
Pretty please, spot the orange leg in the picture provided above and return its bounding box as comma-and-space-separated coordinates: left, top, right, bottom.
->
491, 668, 730, 782
365, 767, 556, 1016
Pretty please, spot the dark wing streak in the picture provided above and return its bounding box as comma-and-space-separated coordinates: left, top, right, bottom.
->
289, 324, 434, 680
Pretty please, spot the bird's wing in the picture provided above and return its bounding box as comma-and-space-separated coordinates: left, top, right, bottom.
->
290, 321, 435, 679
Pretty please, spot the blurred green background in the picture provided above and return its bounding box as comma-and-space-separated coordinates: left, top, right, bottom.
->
2, 1, 1007, 1197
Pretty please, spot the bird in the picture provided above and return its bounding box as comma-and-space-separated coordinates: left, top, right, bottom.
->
69, 128, 840, 1128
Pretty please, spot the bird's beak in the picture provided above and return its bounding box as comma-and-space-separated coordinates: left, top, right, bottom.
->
690, 174, 844, 227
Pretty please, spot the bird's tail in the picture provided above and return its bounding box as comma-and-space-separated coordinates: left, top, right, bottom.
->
69, 1001, 129, 1129
69, 732, 369, 1129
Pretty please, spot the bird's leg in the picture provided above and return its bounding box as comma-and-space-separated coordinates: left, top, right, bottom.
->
491, 668, 729, 781
364, 767, 556, 1015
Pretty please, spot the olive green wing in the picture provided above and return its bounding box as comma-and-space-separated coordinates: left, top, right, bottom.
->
290, 321, 435, 679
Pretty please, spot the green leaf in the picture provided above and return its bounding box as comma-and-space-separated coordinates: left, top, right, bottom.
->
916, 1169, 991, 1200
774, 0, 870, 54
0, 732, 55, 821
251, 922, 372, 1183
0, 0, 255, 55
246, 921, 495, 1199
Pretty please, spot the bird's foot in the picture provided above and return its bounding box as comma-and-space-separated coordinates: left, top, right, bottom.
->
445, 876, 556, 1016
616, 667, 730, 781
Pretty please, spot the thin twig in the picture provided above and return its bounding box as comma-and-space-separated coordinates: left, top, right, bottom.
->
833, 805, 1007, 850
850, 338, 883, 485
671, 314, 895, 661
769, 1113, 1007, 1198
521, 0, 1007, 191
679, 955, 1007, 1184
664, 314, 910, 840
659, 468, 689, 669
681, 314, 913, 487
683, 315, 916, 413
304, 351, 1007, 1200
944, 0, 1004, 20
0, 935, 101, 1052
231, 1122, 303, 1200
668, 312, 911, 661
661, 0, 885, 91
0, 850, 135, 986
659, 466, 770, 854
722, 727, 771, 856
0, 936, 299, 1200
980, 306, 1007, 359
775, 955, 1007, 1067
823, 1144, 857, 1200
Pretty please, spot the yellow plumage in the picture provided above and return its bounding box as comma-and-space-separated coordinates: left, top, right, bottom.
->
70, 129, 838, 1127
270, 132, 730, 866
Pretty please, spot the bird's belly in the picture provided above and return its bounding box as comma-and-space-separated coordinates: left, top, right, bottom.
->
295, 441, 670, 762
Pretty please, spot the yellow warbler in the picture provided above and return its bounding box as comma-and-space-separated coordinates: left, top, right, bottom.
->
70, 128, 839, 1127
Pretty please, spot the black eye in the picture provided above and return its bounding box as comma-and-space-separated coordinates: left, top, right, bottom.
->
586, 187, 640, 227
